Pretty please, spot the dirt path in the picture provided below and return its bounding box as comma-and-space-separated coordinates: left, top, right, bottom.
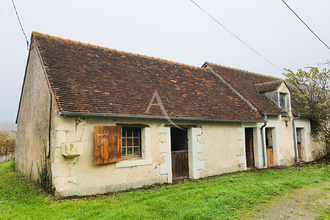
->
242, 182, 330, 220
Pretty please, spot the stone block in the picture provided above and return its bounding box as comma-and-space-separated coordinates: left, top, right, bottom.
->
61, 142, 83, 158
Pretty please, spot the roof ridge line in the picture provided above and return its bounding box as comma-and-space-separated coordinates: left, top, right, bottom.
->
205, 61, 282, 80
32, 31, 204, 70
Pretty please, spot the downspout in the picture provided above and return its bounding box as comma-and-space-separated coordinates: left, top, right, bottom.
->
47, 94, 52, 159
292, 114, 300, 163
261, 113, 268, 167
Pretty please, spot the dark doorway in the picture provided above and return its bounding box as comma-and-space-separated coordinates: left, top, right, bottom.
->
296, 128, 303, 161
245, 128, 255, 168
171, 127, 189, 181
266, 128, 274, 167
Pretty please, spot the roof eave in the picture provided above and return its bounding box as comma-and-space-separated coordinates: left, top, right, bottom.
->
59, 112, 264, 123
258, 112, 289, 116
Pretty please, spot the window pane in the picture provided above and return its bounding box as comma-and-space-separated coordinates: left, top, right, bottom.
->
122, 127, 141, 158
127, 147, 132, 156
134, 147, 139, 156
127, 138, 132, 146
280, 93, 286, 110
133, 138, 139, 146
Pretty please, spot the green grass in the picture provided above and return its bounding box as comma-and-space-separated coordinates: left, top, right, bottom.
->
0, 161, 329, 219
314, 186, 330, 220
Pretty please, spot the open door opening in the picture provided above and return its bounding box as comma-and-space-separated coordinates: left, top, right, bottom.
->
296, 128, 303, 161
171, 127, 189, 181
266, 128, 274, 167
245, 128, 255, 168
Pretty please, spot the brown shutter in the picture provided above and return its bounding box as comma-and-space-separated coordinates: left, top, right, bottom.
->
94, 125, 122, 165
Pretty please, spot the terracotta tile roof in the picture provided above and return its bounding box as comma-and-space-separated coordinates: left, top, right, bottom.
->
255, 80, 283, 93
205, 62, 286, 114
32, 32, 263, 122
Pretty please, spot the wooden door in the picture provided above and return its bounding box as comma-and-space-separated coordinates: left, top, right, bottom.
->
296, 128, 303, 161
297, 143, 302, 161
171, 128, 189, 181
245, 128, 254, 168
172, 150, 189, 180
266, 128, 274, 167
266, 147, 274, 166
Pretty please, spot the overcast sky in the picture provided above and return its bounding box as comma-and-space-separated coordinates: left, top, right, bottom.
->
0, 0, 329, 122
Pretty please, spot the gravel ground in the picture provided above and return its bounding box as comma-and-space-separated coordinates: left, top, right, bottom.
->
242, 182, 330, 220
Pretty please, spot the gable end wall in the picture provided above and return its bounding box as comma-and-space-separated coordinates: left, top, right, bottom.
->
16, 43, 54, 183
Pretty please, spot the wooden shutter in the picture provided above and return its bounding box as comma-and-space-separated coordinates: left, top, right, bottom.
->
94, 125, 122, 165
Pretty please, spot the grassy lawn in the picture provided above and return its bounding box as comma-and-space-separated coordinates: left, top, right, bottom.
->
0, 160, 329, 219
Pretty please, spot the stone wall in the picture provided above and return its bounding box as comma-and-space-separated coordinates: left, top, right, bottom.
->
52, 116, 249, 197
16, 42, 54, 183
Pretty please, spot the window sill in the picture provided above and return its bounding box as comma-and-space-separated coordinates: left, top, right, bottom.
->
116, 159, 152, 168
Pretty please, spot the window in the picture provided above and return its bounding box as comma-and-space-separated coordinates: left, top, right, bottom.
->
279, 93, 286, 110
93, 125, 142, 165
122, 127, 141, 159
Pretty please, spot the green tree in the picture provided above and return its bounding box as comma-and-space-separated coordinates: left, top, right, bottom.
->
283, 66, 329, 153
0, 129, 16, 155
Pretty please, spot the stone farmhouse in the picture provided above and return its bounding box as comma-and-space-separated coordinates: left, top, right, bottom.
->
16, 32, 324, 196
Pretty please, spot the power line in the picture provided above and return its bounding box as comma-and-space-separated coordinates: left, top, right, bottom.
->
190, 0, 282, 72
282, 0, 330, 51
11, 0, 29, 50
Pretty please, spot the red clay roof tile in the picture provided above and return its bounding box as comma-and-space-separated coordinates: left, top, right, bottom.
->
205, 62, 286, 114
255, 80, 283, 93
32, 32, 263, 121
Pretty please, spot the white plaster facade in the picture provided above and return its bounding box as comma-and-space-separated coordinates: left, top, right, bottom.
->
295, 118, 322, 161
51, 117, 251, 196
